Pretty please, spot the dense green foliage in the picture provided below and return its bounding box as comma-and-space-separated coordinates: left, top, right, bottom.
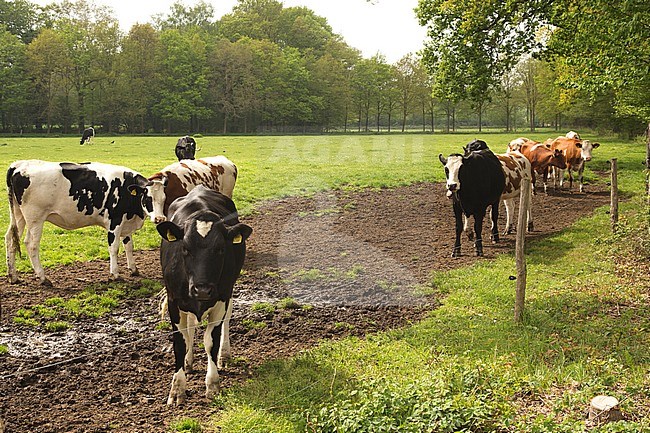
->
0, 0, 644, 135
416, 0, 650, 134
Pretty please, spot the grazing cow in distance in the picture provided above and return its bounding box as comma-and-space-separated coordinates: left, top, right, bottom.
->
566, 130, 581, 140
5, 160, 156, 285
508, 138, 567, 193
80, 127, 95, 145
175, 136, 197, 161
546, 136, 600, 192
496, 152, 534, 233
439, 139, 505, 257
157, 186, 252, 405
147, 156, 237, 223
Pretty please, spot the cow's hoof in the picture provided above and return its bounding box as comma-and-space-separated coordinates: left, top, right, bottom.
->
130, 268, 140, 277
41, 278, 53, 287
217, 356, 230, 370
166, 391, 186, 406
451, 249, 461, 258
109, 275, 124, 282
466, 232, 474, 241
528, 222, 534, 232
476, 250, 484, 257
8, 276, 21, 285
206, 382, 220, 400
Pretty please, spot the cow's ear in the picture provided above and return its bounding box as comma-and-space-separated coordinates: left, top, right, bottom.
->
592, 142, 600, 148
438, 154, 447, 165
157, 221, 184, 242
226, 223, 252, 244
127, 184, 144, 196
574, 142, 582, 148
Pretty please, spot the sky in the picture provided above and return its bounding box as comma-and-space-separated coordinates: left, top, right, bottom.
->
33, 0, 428, 63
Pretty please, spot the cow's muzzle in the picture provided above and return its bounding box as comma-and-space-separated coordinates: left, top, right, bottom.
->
189, 284, 215, 301
154, 215, 167, 224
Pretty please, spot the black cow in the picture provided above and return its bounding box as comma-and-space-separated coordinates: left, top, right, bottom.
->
175, 136, 197, 161
80, 127, 95, 145
156, 186, 252, 405
5, 160, 156, 285
439, 140, 505, 257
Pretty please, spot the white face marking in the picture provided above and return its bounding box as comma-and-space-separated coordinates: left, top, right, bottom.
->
579, 140, 595, 161
147, 179, 167, 223
196, 220, 213, 238
444, 155, 463, 194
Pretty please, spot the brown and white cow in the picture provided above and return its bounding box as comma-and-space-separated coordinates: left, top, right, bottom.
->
496, 151, 534, 233
546, 136, 600, 192
147, 156, 238, 223
507, 138, 567, 193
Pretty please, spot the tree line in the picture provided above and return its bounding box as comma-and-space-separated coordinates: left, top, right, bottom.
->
0, 0, 646, 136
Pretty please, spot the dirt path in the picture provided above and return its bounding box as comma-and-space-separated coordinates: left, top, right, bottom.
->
0, 181, 610, 432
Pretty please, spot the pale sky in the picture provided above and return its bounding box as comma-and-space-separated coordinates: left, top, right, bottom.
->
33, 0, 427, 63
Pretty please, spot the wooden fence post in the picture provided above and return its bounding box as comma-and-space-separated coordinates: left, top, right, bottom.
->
514, 178, 531, 323
611, 158, 618, 232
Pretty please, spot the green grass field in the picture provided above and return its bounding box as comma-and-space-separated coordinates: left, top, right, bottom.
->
1, 132, 648, 432
0, 131, 643, 275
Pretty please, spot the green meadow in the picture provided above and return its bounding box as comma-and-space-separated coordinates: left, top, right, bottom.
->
0, 133, 648, 431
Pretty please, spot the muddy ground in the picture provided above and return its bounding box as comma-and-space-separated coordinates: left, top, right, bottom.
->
0, 181, 610, 432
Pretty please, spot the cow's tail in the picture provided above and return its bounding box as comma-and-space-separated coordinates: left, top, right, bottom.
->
6, 167, 22, 258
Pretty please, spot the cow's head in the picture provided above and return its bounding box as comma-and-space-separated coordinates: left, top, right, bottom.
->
157, 214, 252, 301
439, 153, 464, 198
463, 139, 489, 155
127, 175, 167, 223
144, 174, 168, 223
577, 139, 600, 162
551, 149, 568, 169
175, 136, 197, 161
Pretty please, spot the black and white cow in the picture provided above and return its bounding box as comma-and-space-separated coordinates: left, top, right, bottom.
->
439, 140, 505, 257
156, 186, 251, 405
175, 136, 197, 161
80, 127, 95, 145
5, 160, 158, 285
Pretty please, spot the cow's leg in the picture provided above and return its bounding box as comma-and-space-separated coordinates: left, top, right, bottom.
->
553, 167, 564, 189
567, 168, 574, 190
122, 236, 139, 276
107, 231, 121, 279
490, 202, 500, 244
503, 198, 515, 235
24, 221, 50, 286
463, 215, 474, 241
167, 302, 188, 405
184, 313, 197, 371
474, 209, 486, 256
578, 164, 585, 193
204, 301, 228, 399
217, 300, 233, 369
452, 202, 463, 257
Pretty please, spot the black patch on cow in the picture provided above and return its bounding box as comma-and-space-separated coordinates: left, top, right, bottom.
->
61, 163, 147, 233
61, 163, 109, 215
104, 172, 147, 232
7, 167, 31, 205
122, 236, 131, 245
108, 232, 115, 246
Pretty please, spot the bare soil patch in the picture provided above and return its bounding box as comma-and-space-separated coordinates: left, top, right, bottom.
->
0, 181, 610, 432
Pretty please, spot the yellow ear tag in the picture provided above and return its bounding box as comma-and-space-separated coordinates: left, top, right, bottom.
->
166, 230, 177, 242
232, 233, 242, 244
130, 188, 138, 196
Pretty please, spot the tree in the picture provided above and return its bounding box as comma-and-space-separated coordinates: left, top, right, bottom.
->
153, 0, 216, 32
117, 24, 161, 133
394, 54, 421, 132
0, 0, 41, 43
153, 29, 210, 132
0, 26, 29, 131
26, 28, 70, 132
207, 38, 258, 133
